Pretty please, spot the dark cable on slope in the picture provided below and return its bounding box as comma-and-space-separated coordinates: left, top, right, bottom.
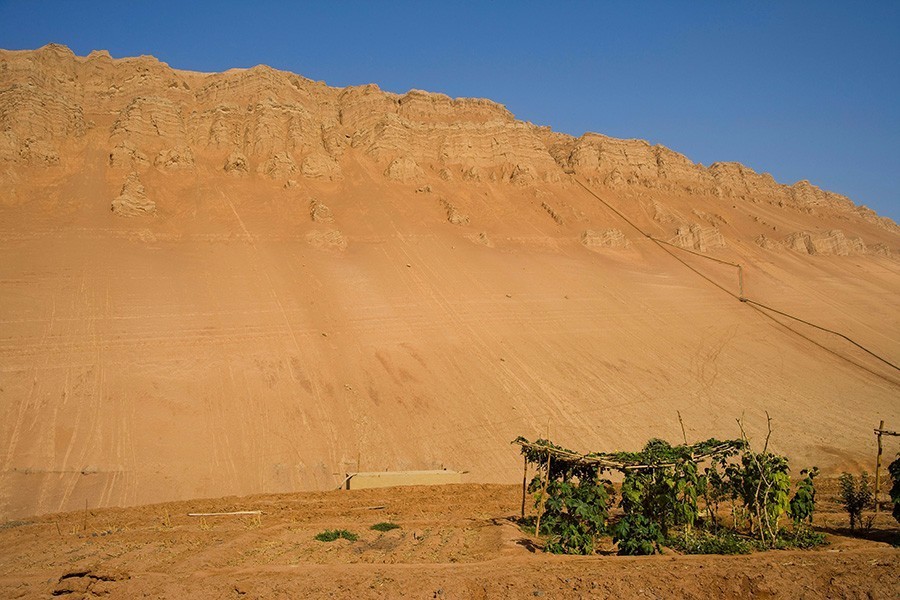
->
570, 177, 900, 377
743, 298, 900, 371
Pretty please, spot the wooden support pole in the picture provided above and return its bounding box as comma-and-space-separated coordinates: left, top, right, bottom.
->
521, 455, 528, 519
533, 451, 551, 541
875, 419, 884, 514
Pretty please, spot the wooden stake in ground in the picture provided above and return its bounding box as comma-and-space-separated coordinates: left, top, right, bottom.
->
533, 450, 552, 541
521, 455, 528, 519
875, 420, 884, 514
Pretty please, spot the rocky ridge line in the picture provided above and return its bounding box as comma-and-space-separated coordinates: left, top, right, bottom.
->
0, 44, 896, 240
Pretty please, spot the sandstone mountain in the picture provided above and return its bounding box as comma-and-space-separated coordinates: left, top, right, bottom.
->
1, 45, 897, 519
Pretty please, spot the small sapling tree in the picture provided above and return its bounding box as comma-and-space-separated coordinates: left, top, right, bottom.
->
788, 467, 819, 528
700, 460, 730, 531
838, 472, 873, 531
727, 415, 792, 546
725, 449, 791, 545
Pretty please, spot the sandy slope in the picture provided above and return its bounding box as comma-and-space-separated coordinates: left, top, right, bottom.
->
0, 45, 898, 519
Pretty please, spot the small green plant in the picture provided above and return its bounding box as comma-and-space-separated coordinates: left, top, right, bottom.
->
838, 472, 873, 530
666, 529, 754, 555
370, 522, 400, 532
888, 454, 900, 524
788, 467, 819, 527
612, 513, 664, 555
700, 461, 730, 531
315, 529, 358, 542
777, 526, 827, 549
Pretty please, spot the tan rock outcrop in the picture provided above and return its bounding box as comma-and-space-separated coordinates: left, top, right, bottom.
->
309, 199, 334, 223
384, 156, 424, 182
258, 152, 297, 179
755, 234, 783, 250
154, 145, 194, 169
111, 96, 186, 151
672, 224, 726, 252
439, 198, 468, 225
0, 83, 84, 164
581, 229, 629, 249
109, 140, 149, 168
301, 153, 342, 180
784, 230, 866, 256
223, 150, 248, 174
306, 229, 347, 250
111, 172, 155, 216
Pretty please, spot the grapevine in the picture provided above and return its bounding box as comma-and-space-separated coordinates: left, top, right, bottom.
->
514, 421, 822, 555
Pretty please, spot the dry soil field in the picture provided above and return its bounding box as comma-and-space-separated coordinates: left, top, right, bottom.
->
1, 481, 898, 599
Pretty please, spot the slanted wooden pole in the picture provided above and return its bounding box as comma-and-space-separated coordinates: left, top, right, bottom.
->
521, 455, 528, 519
875, 419, 884, 514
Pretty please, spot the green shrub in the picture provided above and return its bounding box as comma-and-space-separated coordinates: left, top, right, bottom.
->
315, 529, 358, 542
524, 439, 612, 555
700, 462, 729, 530
788, 467, 819, 526
838, 472, 873, 530
612, 514, 664, 555
370, 522, 400, 532
725, 451, 791, 545
888, 454, 900, 524
516, 431, 821, 556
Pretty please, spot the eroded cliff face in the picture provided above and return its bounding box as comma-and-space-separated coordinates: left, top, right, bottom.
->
1, 44, 896, 252
1, 46, 898, 518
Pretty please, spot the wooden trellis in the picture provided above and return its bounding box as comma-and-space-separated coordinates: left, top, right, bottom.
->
513, 437, 744, 519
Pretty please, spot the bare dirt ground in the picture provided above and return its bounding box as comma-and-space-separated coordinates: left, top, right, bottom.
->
1, 481, 897, 599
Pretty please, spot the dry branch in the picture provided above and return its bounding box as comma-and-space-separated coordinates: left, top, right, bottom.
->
187, 511, 262, 517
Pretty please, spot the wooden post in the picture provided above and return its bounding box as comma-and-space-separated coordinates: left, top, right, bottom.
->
533, 451, 551, 541
738, 265, 744, 298
521, 455, 528, 519
875, 420, 884, 514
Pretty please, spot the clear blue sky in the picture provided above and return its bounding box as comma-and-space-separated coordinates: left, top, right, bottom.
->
2, 1, 898, 221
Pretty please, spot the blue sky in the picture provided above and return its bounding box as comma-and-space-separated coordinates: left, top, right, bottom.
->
2, 1, 898, 221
